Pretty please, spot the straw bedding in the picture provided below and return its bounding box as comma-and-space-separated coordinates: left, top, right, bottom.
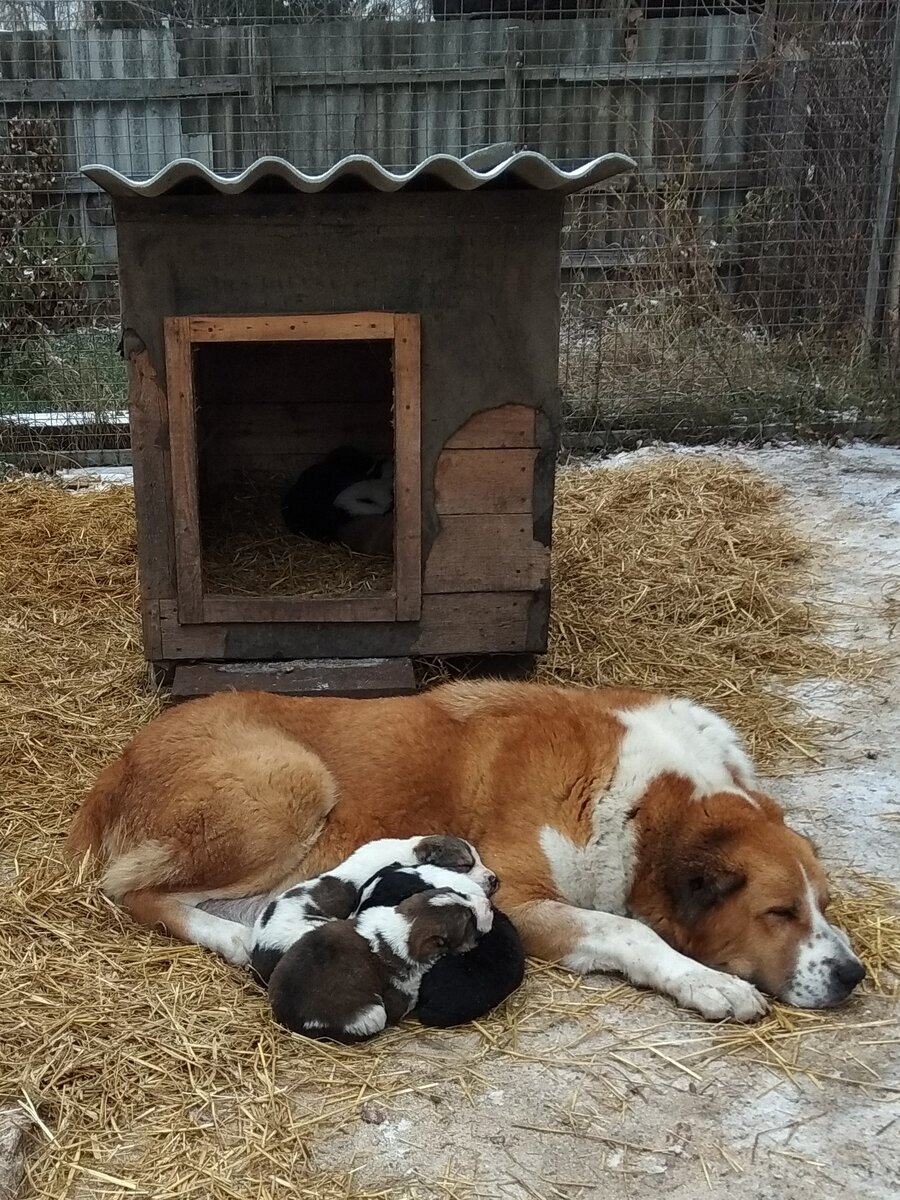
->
201, 488, 392, 598
0, 460, 897, 1199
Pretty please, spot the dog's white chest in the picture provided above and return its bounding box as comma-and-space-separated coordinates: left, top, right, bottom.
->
539, 821, 634, 914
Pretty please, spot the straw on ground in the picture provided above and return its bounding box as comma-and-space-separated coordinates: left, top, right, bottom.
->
0, 460, 896, 1199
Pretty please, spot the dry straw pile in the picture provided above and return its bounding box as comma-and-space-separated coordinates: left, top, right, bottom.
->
542, 457, 855, 767
0, 459, 897, 1199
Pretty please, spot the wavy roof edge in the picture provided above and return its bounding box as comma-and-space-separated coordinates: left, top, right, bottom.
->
81, 149, 637, 199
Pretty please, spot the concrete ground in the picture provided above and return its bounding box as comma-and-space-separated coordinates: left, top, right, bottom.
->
4, 444, 899, 1199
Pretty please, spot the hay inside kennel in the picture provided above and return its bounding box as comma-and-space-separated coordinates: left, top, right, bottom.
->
200, 478, 392, 598
0, 463, 896, 1199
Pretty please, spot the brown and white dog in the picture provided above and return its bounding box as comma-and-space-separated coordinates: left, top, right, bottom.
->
67, 681, 865, 1021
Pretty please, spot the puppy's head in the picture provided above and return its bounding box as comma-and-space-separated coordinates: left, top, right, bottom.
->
637, 791, 865, 1009
401, 889, 493, 962
413, 835, 499, 897
333, 479, 393, 518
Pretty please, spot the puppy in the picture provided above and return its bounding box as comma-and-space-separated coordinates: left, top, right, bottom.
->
250, 834, 498, 984
268, 888, 493, 1042
356, 863, 526, 1027
333, 459, 393, 520
281, 446, 391, 544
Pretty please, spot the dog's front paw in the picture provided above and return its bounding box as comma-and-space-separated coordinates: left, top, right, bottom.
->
221, 928, 251, 968
671, 967, 769, 1022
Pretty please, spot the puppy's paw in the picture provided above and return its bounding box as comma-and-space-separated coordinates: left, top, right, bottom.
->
471, 895, 494, 934
671, 967, 769, 1022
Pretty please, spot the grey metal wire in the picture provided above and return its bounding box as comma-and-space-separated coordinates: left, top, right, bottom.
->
1, 0, 898, 465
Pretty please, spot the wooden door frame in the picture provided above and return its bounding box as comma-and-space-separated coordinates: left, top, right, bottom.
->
164, 311, 422, 625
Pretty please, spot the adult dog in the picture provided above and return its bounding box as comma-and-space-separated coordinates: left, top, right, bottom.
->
67, 681, 865, 1021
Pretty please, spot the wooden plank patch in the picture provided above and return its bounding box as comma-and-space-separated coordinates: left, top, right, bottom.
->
445, 405, 537, 450
424, 515, 549, 593
435, 448, 535, 515
171, 656, 416, 700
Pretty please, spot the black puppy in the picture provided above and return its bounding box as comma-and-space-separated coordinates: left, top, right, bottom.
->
282, 445, 382, 543
356, 862, 525, 1027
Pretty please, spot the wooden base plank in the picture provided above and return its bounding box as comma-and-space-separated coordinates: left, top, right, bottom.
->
170, 657, 417, 700
156, 591, 543, 660
171, 656, 417, 700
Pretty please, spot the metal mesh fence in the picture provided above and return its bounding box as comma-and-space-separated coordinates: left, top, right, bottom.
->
1, 0, 898, 466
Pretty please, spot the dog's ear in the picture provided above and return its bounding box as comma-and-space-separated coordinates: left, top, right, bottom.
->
665, 839, 746, 925
409, 905, 477, 960
408, 922, 450, 960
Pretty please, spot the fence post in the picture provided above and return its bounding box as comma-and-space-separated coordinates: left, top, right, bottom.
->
504, 25, 524, 151
249, 26, 277, 160
863, 7, 900, 363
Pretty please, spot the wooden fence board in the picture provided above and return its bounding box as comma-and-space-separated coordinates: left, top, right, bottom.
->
0, 14, 758, 287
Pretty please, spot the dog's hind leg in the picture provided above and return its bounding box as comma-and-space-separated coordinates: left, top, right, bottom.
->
122, 890, 252, 966
508, 899, 769, 1023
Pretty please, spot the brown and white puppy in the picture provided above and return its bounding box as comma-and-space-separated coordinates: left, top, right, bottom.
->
67, 681, 865, 1021
355, 861, 526, 1027
267, 888, 490, 1042
249, 834, 497, 984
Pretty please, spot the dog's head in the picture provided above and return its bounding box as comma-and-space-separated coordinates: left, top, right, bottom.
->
413, 835, 499, 898
401, 889, 493, 962
635, 788, 865, 1008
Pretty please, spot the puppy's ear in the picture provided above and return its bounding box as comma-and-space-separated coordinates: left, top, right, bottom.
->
443, 908, 479, 955
665, 843, 745, 925
414, 836, 474, 871
407, 923, 448, 961
423, 933, 450, 956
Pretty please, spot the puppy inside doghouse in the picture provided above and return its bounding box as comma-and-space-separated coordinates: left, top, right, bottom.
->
281, 444, 394, 557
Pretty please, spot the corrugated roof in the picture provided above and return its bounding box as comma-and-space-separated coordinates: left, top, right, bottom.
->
81, 147, 636, 200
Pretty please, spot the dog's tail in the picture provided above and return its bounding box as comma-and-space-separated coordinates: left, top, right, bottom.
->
67, 757, 181, 898
66, 757, 126, 861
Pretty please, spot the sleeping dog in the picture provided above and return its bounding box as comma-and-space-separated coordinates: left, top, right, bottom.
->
356, 862, 526, 1027
70, 681, 867, 1020
250, 834, 498, 985
268, 888, 493, 1042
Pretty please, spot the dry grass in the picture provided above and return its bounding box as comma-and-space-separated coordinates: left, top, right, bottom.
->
559, 311, 898, 443
540, 456, 870, 768
0, 464, 897, 1199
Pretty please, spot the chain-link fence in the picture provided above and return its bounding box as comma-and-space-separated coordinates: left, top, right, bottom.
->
1, 0, 899, 466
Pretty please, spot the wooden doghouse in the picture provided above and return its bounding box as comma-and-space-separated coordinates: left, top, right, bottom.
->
84, 148, 634, 698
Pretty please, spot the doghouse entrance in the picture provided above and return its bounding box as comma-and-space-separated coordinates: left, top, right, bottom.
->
165, 313, 421, 625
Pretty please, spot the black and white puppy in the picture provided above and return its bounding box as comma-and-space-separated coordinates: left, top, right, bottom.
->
268, 888, 493, 1042
356, 863, 526, 1027
333, 459, 393, 521
249, 834, 498, 985
281, 445, 392, 543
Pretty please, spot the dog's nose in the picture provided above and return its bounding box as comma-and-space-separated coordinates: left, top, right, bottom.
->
485, 873, 499, 897
834, 956, 866, 991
